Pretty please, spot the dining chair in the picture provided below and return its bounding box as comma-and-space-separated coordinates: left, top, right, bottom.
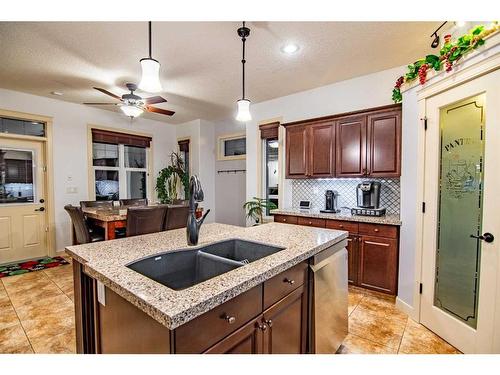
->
80, 200, 113, 209
163, 205, 190, 230
119, 198, 148, 207
64, 205, 105, 244
125, 206, 167, 237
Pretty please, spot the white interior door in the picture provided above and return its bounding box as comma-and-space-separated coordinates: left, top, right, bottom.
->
0, 137, 47, 264
421, 70, 500, 353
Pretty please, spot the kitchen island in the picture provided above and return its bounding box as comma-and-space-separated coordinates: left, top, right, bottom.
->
66, 222, 348, 354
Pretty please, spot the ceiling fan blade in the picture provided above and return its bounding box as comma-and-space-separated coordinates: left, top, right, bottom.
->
93, 87, 122, 101
83, 102, 117, 105
146, 106, 175, 116
143, 96, 167, 105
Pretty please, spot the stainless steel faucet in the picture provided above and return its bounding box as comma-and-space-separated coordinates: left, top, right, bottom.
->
187, 175, 210, 246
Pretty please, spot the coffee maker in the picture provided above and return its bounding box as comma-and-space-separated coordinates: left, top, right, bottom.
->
320, 190, 340, 213
351, 181, 386, 217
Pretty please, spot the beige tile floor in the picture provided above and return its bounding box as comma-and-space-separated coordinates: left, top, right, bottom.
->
338, 286, 461, 354
0, 257, 459, 354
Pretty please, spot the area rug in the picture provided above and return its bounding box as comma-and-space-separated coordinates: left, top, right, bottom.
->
0, 256, 69, 278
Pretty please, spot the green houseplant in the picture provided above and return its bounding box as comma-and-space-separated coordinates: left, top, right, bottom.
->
156, 152, 190, 204
243, 197, 277, 225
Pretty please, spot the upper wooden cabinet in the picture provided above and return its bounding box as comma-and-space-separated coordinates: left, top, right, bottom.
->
335, 116, 367, 177
285, 121, 334, 178
367, 110, 401, 177
286, 125, 308, 177
284, 104, 401, 179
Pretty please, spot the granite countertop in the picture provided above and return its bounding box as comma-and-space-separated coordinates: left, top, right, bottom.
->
65, 222, 348, 330
271, 208, 401, 226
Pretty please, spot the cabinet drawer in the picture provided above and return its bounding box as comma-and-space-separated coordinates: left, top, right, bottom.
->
325, 220, 359, 233
274, 215, 298, 224
264, 262, 308, 309
359, 223, 398, 239
297, 217, 325, 228
175, 285, 263, 353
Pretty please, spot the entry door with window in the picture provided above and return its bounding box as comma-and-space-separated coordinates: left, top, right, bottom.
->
421, 70, 500, 353
0, 137, 47, 263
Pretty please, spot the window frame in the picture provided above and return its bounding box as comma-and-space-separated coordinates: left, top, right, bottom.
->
217, 132, 246, 161
88, 125, 153, 202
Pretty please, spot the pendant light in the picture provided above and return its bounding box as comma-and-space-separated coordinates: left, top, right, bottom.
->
236, 22, 252, 122
120, 105, 143, 118
139, 21, 162, 93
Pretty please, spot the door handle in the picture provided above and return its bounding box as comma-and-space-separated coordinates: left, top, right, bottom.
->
35, 207, 45, 212
470, 232, 494, 243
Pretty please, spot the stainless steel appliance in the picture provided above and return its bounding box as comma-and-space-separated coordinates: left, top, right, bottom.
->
320, 190, 340, 213
309, 239, 348, 353
352, 181, 386, 217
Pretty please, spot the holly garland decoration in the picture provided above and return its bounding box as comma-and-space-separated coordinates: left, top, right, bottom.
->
392, 22, 499, 103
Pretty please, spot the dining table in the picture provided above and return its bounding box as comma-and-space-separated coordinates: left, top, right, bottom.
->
80, 204, 198, 241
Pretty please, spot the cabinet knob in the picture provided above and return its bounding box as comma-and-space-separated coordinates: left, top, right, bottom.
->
223, 315, 236, 324
283, 218, 287, 222
374, 228, 379, 232
265, 319, 273, 327
284, 278, 295, 285
308, 221, 312, 225
339, 224, 344, 228
258, 322, 268, 331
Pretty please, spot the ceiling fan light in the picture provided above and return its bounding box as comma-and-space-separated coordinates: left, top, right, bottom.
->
120, 105, 144, 118
236, 99, 252, 122
139, 58, 162, 93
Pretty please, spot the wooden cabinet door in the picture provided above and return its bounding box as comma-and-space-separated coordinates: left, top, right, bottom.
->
308, 122, 334, 177
262, 285, 307, 354
367, 110, 401, 177
347, 235, 359, 285
204, 316, 264, 354
286, 125, 308, 178
359, 235, 398, 295
335, 116, 367, 177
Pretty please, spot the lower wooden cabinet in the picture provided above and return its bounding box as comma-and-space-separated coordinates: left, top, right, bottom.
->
206, 285, 308, 354
274, 214, 399, 295
204, 316, 264, 354
359, 235, 398, 295
347, 235, 359, 285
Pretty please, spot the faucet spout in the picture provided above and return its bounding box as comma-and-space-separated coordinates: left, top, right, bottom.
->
187, 176, 209, 246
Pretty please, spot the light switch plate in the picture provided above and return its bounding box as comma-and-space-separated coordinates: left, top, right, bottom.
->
97, 281, 106, 306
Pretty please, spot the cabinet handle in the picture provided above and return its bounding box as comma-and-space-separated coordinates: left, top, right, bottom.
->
364, 240, 389, 247
265, 319, 273, 327
223, 315, 236, 324
258, 322, 268, 331
284, 278, 295, 285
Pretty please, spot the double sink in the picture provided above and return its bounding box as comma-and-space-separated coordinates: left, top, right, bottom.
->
127, 239, 285, 290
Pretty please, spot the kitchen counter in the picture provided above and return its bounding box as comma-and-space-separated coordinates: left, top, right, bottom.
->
271, 208, 401, 226
65, 222, 348, 330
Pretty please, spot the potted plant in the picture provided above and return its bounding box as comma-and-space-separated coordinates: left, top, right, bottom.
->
243, 197, 277, 225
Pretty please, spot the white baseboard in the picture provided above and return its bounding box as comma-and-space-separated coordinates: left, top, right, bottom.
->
396, 297, 418, 321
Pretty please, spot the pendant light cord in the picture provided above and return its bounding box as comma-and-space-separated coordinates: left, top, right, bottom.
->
148, 21, 152, 58
241, 21, 246, 100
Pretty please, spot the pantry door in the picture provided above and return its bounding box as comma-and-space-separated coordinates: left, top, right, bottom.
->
0, 137, 48, 264
421, 70, 500, 353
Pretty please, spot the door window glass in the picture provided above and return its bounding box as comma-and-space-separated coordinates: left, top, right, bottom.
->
0, 148, 35, 204
435, 94, 485, 328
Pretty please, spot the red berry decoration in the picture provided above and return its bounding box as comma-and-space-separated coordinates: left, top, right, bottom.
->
418, 63, 429, 85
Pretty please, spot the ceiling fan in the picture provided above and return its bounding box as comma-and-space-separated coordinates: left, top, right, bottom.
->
83, 83, 175, 118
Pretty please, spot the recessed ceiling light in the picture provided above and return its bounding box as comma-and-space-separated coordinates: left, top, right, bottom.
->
51, 91, 63, 96
281, 43, 300, 55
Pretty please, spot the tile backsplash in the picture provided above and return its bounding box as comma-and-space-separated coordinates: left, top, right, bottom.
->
291, 178, 400, 215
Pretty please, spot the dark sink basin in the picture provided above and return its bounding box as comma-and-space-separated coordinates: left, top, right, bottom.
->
200, 239, 285, 263
126, 239, 285, 290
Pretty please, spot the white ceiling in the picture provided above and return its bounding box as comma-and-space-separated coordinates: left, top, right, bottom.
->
0, 21, 443, 124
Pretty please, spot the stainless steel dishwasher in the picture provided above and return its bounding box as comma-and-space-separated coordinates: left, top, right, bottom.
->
309, 238, 348, 354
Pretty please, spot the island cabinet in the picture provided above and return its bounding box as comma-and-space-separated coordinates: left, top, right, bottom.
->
284, 104, 401, 178
73, 260, 309, 354
275, 215, 399, 295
